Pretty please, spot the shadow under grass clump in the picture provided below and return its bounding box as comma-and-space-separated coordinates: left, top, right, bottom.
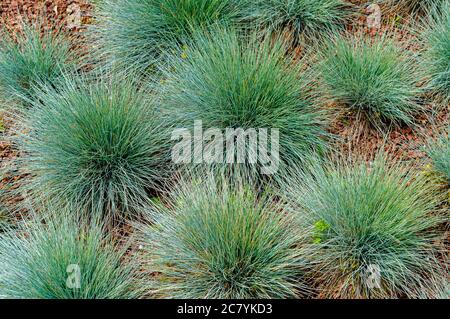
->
161, 28, 329, 180
0, 210, 140, 299
317, 33, 424, 130
0, 22, 76, 107
280, 155, 448, 298
92, 0, 246, 75
137, 171, 311, 299
21, 73, 174, 220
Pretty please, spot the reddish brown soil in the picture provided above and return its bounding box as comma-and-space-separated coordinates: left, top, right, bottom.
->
330, 107, 449, 164
1, 0, 92, 32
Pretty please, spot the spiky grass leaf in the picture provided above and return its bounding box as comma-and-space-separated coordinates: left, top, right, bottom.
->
281, 155, 447, 298
21, 73, 174, 219
138, 171, 311, 299
317, 33, 424, 128
0, 210, 140, 299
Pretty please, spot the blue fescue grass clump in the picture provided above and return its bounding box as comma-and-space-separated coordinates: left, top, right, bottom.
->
0, 23, 75, 106
382, 0, 446, 14
21, 73, 174, 219
421, 1, 450, 102
92, 0, 245, 74
161, 28, 328, 176
243, 0, 352, 38
0, 210, 140, 299
317, 33, 423, 128
281, 155, 447, 298
427, 131, 450, 182
138, 172, 310, 298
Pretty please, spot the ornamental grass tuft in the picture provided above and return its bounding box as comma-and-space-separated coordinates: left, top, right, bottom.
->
21, 73, 173, 219
0, 210, 140, 299
138, 171, 311, 298
317, 33, 423, 128
280, 155, 447, 298
421, 1, 450, 102
0, 22, 75, 106
383, 0, 446, 14
161, 28, 328, 178
92, 0, 246, 74
427, 130, 450, 183
243, 0, 352, 38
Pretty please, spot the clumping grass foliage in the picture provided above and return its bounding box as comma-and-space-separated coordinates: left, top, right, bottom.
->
244, 0, 352, 38
161, 29, 328, 176
318, 34, 423, 128
281, 155, 447, 298
0, 178, 8, 229
138, 172, 310, 298
0, 190, 11, 230
427, 131, 450, 182
93, 0, 245, 74
22, 74, 173, 218
0, 211, 140, 299
0, 0, 447, 301
422, 1, 450, 102
0, 23, 75, 105
0, 204, 7, 229
383, 0, 446, 14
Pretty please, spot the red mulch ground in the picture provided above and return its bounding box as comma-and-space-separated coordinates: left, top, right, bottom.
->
1, 0, 92, 32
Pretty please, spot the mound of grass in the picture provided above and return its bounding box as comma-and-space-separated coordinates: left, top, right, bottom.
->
243, 0, 352, 38
0, 211, 140, 299
93, 0, 245, 74
0, 23, 75, 105
317, 33, 423, 128
161, 29, 328, 177
138, 172, 310, 298
421, 1, 450, 102
383, 0, 446, 14
22, 74, 173, 219
427, 131, 450, 183
281, 155, 447, 298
